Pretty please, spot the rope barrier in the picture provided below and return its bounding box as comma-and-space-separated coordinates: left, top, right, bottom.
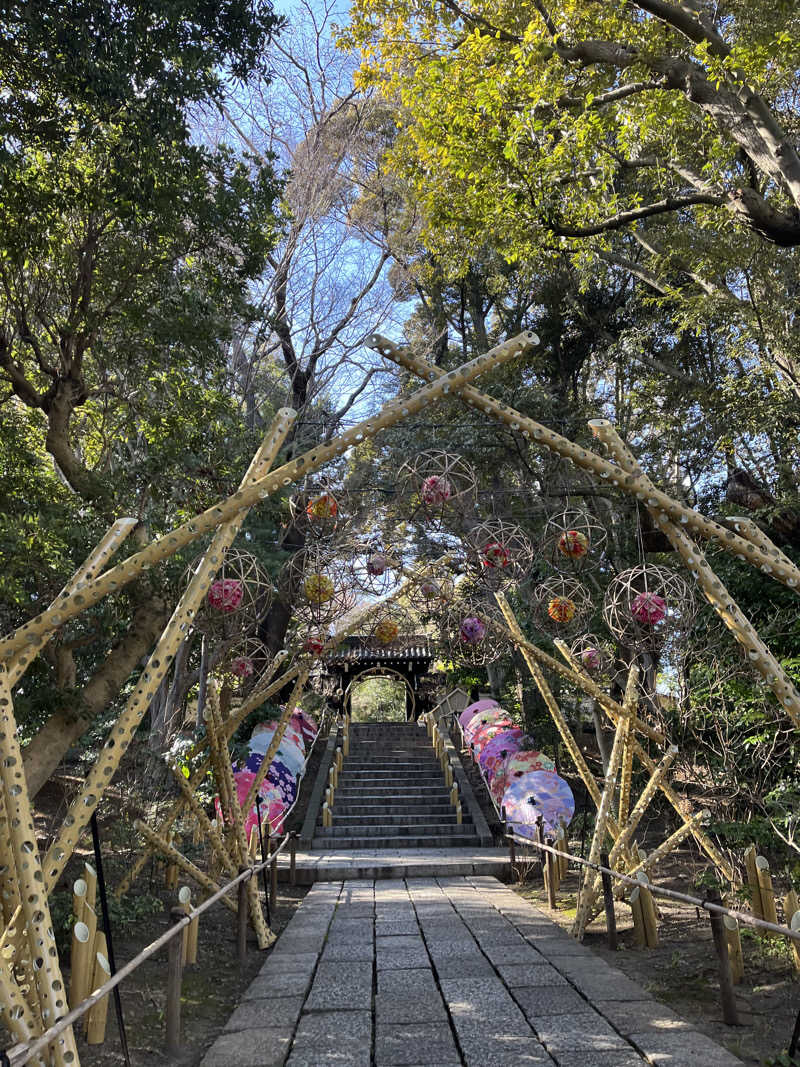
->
4, 836, 293, 1067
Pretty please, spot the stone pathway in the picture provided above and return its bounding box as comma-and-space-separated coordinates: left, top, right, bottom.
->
201, 876, 744, 1067
277, 846, 511, 883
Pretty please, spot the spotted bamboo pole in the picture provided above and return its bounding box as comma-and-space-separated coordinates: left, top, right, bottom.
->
167, 762, 237, 879
573, 703, 630, 940
8, 517, 138, 686
1, 334, 532, 665
204, 685, 235, 834
133, 821, 237, 913
553, 641, 735, 882
588, 419, 800, 731
724, 517, 800, 589
0, 672, 78, 1065
376, 343, 800, 596
617, 665, 639, 826
624, 809, 712, 882
34, 411, 295, 899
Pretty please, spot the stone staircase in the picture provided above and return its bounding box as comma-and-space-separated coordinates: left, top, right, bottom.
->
311, 722, 482, 850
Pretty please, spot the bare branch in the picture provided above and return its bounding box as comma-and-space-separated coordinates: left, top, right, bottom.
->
547, 193, 721, 237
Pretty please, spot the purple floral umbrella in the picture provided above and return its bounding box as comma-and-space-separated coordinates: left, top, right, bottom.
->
247, 731, 305, 777
503, 770, 575, 838
267, 758, 298, 806
464, 707, 509, 746
491, 749, 556, 807
478, 730, 525, 781
471, 719, 515, 760
458, 698, 499, 731
251, 719, 306, 755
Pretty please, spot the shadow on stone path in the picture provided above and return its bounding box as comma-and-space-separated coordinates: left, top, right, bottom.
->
200, 876, 744, 1067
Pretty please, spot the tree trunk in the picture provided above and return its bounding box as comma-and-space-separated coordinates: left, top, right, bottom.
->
22, 594, 169, 797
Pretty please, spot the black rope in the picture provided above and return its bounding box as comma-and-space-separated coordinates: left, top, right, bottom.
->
255, 794, 271, 926
90, 813, 131, 1067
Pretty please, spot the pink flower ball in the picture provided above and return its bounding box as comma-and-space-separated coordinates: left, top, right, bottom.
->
631, 591, 667, 625
367, 552, 389, 576
208, 578, 244, 613
581, 647, 601, 671
231, 655, 254, 679
459, 615, 486, 645
420, 475, 453, 507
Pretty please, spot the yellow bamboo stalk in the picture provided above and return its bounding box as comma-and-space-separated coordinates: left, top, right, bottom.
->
134, 821, 237, 913
1, 333, 532, 664
624, 810, 711, 881
723, 916, 745, 983
755, 855, 778, 928
7, 517, 138, 685
376, 342, 800, 595
588, 419, 800, 730
608, 745, 679, 869
85, 933, 111, 1044
725, 517, 800, 589
0, 672, 78, 1064
69, 905, 96, 1011
629, 885, 646, 947
784, 889, 800, 972
84, 861, 97, 913
636, 873, 659, 948
744, 844, 764, 918
167, 762, 237, 878
617, 665, 639, 826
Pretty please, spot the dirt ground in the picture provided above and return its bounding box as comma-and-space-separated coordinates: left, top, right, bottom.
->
511, 844, 800, 1067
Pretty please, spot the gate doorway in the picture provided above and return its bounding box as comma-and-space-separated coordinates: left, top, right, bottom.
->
345, 667, 413, 723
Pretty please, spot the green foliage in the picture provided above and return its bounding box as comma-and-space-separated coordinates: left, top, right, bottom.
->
50, 885, 163, 958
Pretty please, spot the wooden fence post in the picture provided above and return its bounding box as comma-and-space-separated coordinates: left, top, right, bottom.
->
600, 852, 618, 951
165, 906, 185, 1056
237, 871, 249, 966
707, 893, 740, 1026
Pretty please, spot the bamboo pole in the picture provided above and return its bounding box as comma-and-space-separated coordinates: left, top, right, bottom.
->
744, 844, 764, 919
624, 810, 711, 882
0, 672, 78, 1065
723, 916, 745, 983
376, 342, 800, 595
724, 517, 800, 589
636, 873, 659, 948
755, 856, 778, 928
133, 821, 237, 913
178, 887, 192, 966
85, 934, 111, 1045
1, 333, 532, 664
69, 907, 96, 1011
588, 419, 800, 731
785, 890, 800, 972
617, 665, 639, 826
629, 886, 647, 947
166, 762, 237, 878
7, 517, 138, 685
0, 953, 40, 1050
607, 745, 679, 869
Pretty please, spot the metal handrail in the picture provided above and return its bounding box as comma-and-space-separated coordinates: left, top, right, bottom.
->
6, 836, 293, 1067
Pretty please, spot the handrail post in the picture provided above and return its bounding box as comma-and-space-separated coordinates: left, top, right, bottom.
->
706, 891, 740, 1025
600, 851, 618, 951
289, 831, 297, 886
536, 817, 557, 909
270, 839, 278, 911
236, 869, 249, 966
165, 906, 184, 1056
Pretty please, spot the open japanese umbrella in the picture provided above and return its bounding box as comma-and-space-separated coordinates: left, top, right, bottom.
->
247, 730, 305, 778
291, 709, 318, 746
267, 758, 298, 806
503, 770, 575, 839
251, 720, 306, 756
478, 730, 525, 781
471, 719, 515, 761
458, 698, 499, 732
491, 749, 556, 807
218, 772, 287, 839
464, 707, 509, 746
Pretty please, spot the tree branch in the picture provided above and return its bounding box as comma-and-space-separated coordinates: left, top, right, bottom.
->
547, 193, 721, 237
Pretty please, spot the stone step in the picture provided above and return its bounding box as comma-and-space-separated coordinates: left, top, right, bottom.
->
333, 788, 452, 799
310, 833, 481, 850
342, 760, 441, 769
315, 822, 478, 839
333, 801, 457, 815
317, 812, 469, 827
337, 772, 445, 783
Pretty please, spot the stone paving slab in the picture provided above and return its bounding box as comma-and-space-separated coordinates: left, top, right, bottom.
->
203, 874, 744, 1067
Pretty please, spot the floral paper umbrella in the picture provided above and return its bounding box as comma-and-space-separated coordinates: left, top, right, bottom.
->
458, 698, 499, 731
267, 758, 298, 806
492, 749, 556, 807
245, 736, 305, 778
250, 719, 306, 755
478, 730, 525, 781
503, 770, 575, 838
471, 719, 515, 760
290, 709, 318, 747
464, 707, 510, 746
219, 772, 287, 839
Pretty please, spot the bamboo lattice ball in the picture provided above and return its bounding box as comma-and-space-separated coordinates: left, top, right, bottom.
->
530, 575, 593, 635
190, 549, 273, 636
289, 485, 347, 540
464, 518, 534, 589
397, 450, 477, 528
280, 545, 357, 628
407, 569, 456, 617
569, 633, 615, 677
365, 603, 413, 649
348, 539, 398, 597
216, 636, 273, 695
603, 564, 696, 652
440, 600, 507, 666
541, 508, 608, 574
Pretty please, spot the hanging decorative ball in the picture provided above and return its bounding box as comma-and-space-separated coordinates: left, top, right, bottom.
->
289, 485, 347, 540
407, 567, 456, 615
482, 541, 510, 569
374, 618, 400, 646
465, 518, 533, 589
531, 576, 593, 634
558, 529, 589, 559
569, 633, 615, 677
541, 508, 608, 574
230, 655, 255, 679
208, 578, 244, 614
547, 596, 576, 624
303, 573, 335, 604
190, 549, 273, 636
421, 578, 441, 599
307, 492, 338, 520
366, 551, 389, 576
397, 450, 477, 528
603, 564, 696, 652
302, 634, 326, 656
420, 475, 453, 507
631, 591, 667, 626
460, 615, 487, 645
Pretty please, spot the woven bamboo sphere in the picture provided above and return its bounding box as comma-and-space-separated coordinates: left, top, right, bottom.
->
465, 518, 534, 589
364, 603, 414, 650
190, 548, 272, 636
348, 540, 399, 597
569, 632, 615, 678
603, 564, 696, 652
406, 570, 456, 616
216, 636, 273, 695
280, 545, 357, 628
397, 450, 477, 527
541, 508, 608, 575
530, 575, 593, 635
289, 485, 347, 540
440, 599, 507, 666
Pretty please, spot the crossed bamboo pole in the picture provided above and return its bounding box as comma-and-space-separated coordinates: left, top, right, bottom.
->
0, 333, 535, 667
